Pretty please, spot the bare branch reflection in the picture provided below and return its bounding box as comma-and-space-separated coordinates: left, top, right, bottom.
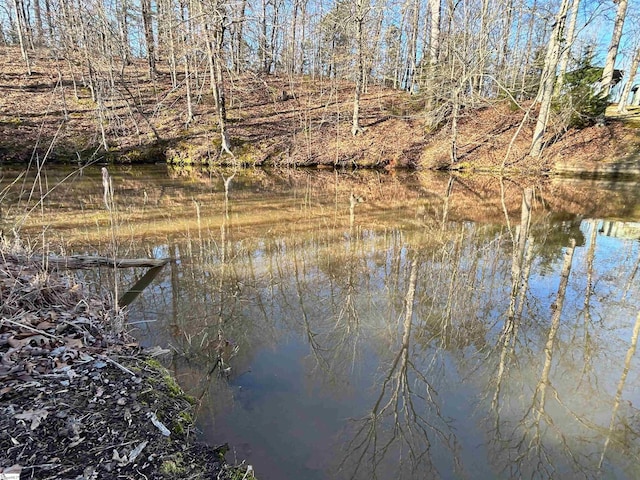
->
576, 220, 597, 385
339, 252, 459, 479
600, 310, 640, 469
492, 188, 534, 415
523, 240, 575, 474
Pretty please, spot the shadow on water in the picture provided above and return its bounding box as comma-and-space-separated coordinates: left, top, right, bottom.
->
2, 165, 640, 479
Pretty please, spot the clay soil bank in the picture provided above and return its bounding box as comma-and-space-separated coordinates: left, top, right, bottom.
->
1, 46, 639, 175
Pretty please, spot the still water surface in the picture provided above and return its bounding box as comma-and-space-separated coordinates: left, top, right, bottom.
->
3, 166, 640, 479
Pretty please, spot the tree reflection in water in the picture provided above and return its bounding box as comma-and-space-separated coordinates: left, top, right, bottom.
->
482, 189, 640, 479
13, 167, 640, 479
339, 253, 460, 479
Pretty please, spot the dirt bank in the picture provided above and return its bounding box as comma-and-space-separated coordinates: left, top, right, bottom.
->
1, 46, 639, 174
0, 241, 253, 479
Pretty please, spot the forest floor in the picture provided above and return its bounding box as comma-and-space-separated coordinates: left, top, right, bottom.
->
1, 46, 639, 174
0, 241, 253, 479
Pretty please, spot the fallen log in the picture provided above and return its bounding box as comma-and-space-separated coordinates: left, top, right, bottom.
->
7, 254, 171, 269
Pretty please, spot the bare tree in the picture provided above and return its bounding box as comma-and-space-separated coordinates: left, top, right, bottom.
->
259, 0, 271, 73
181, 0, 194, 125
473, 0, 491, 96
13, 0, 31, 74
425, 0, 441, 111
492, 187, 535, 412
33, 0, 43, 45
141, 0, 157, 78
4, 0, 638, 166
530, 0, 571, 157
117, 0, 132, 67
617, 46, 640, 113
231, 0, 248, 73
351, 0, 368, 135
339, 253, 459, 478
600, 0, 629, 98
554, 0, 581, 94
403, 0, 420, 93
200, 0, 233, 155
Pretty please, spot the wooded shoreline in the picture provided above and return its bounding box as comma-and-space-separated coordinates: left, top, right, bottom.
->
1, 47, 639, 176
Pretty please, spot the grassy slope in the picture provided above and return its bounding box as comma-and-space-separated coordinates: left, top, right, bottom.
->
1, 46, 639, 173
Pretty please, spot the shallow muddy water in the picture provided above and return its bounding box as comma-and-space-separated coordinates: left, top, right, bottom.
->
3, 165, 640, 479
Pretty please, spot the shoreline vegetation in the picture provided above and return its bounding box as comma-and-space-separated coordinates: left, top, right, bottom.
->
0, 241, 254, 479
1, 47, 639, 176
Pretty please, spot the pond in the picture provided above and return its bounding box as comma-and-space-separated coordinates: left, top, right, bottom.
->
2, 165, 640, 479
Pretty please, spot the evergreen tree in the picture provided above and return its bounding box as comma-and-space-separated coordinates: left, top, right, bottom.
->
556, 52, 609, 128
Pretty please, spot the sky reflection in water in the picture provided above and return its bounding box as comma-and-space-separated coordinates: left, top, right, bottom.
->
6, 166, 639, 479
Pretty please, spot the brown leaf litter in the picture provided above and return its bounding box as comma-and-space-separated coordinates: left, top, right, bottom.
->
0, 243, 252, 479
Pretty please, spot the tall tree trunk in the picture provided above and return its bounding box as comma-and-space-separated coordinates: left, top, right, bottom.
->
44, 0, 54, 38
514, 0, 537, 97
392, 21, 403, 89
352, 0, 366, 136
181, 0, 193, 125
232, 0, 247, 73
167, 0, 178, 87
33, 0, 44, 46
98, 2, 117, 88
449, 88, 460, 163
77, 4, 96, 102
599, 310, 640, 469
118, 0, 132, 67
60, 0, 80, 90
498, 0, 513, 82
554, 0, 580, 95
367, 0, 385, 89
269, 0, 280, 74
298, 0, 308, 74
13, 0, 31, 75
426, 0, 441, 110
18, 0, 34, 50
617, 47, 640, 113
530, 0, 571, 157
403, 0, 419, 93
474, 0, 490, 97
141, 0, 157, 78
600, 0, 628, 98
328, 10, 338, 79
260, 0, 269, 73
215, 45, 232, 156
202, 0, 232, 154
533, 239, 575, 421
289, 0, 299, 74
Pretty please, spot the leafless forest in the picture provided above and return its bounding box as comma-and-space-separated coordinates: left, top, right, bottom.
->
1, 0, 638, 162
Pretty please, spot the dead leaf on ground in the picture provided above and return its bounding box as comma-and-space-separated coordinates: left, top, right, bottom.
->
8, 334, 51, 349
14, 408, 49, 430
148, 412, 171, 437
0, 464, 22, 474
64, 337, 84, 349
129, 440, 148, 463
36, 320, 56, 330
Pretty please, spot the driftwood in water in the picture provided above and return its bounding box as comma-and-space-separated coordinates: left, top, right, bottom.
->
9, 254, 170, 270
3, 254, 171, 308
